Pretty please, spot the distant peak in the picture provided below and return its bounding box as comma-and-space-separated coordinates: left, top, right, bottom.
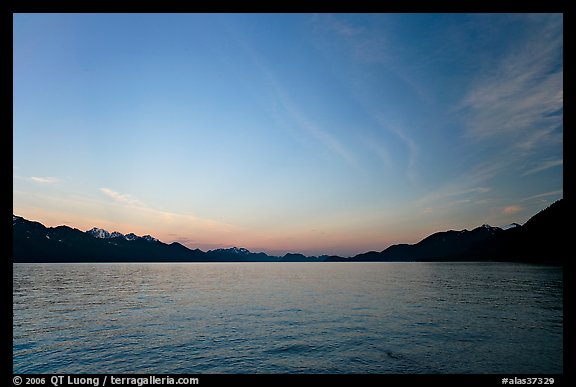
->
142, 235, 159, 243
86, 228, 159, 242
86, 227, 111, 239
212, 247, 251, 254
468, 224, 502, 235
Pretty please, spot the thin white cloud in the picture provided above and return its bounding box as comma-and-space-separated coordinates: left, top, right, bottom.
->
376, 118, 419, 182
462, 15, 563, 148
520, 190, 563, 202
418, 185, 491, 208
279, 94, 357, 165
321, 14, 391, 64
29, 176, 60, 184
522, 159, 563, 176
243, 39, 357, 166
318, 18, 421, 181
97, 187, 236, 234
99, 187, 143, 206
314, 15, 420, 180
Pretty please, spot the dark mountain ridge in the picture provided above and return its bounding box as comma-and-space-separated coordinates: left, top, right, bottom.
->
13, 199, 565, 264
327, 199, 565, 264
349, 224, 503, 262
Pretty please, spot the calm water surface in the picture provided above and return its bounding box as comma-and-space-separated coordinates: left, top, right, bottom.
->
13, 262, 563, 373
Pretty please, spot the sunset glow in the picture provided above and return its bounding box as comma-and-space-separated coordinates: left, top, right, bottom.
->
13, 13, 563, 256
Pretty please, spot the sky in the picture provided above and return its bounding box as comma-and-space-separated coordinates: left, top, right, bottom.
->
13, 13, 563, 257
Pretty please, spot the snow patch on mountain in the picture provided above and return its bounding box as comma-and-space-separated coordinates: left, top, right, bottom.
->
87, 227, 111, 239
86, 227, 159, 242
475, 224, 501, 233
142, 235, 158, 243
211, 247, 252, 255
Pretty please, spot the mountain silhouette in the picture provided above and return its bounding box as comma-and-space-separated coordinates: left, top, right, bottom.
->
485, 199, 566, 264
280, 253, 319, 262
346, 224, 503, 262
206, 247, 277, 262
13, 199, 564, 264
327, 199, 565, 264
12, 216, 205, 263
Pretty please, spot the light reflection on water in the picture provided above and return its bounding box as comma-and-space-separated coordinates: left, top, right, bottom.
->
13, 262, 563, 374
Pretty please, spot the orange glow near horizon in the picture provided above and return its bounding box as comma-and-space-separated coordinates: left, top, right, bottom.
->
13, 205, 434, 257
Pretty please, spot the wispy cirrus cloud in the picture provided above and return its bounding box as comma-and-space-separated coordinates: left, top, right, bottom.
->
520, 190, 563, 203
425, 15, 564, 219
318, 14, 391, 64
522, 159, 563, 176
371, 115, 419, 182
99, 187, 144, 206
417, 185, 491, 209
226, 24, 358, 167
98, 187, 235, 233
462, 15, 563, 149
276, 89, 357, 166
29, 176, 60, 184
312, 15, 420, 181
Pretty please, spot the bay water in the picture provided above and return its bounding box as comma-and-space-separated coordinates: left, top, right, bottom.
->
13, 262, 563, 374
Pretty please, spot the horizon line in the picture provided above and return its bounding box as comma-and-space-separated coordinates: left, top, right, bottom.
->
13, 199, 562, 258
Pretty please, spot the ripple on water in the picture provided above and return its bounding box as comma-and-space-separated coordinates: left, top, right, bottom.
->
13, 263, 563, 374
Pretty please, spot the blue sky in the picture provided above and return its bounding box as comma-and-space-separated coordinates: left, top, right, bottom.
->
13, 13, 563, 256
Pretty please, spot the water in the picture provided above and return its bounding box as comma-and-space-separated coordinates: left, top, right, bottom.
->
13, 262, 563, 374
